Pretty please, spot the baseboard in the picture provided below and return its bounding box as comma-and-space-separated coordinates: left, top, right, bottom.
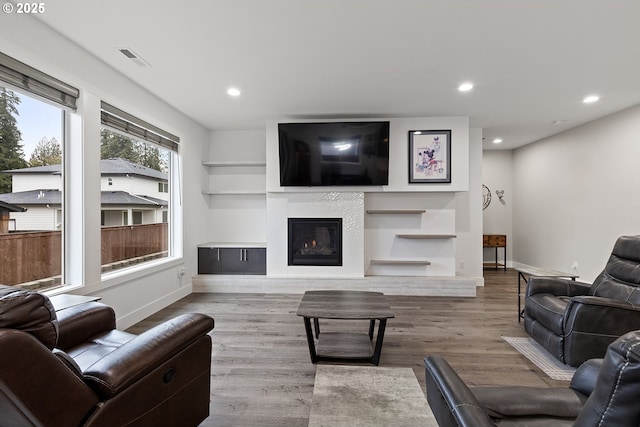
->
116, 284, 193, 330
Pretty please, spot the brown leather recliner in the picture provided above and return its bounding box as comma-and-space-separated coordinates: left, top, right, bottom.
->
524, 235, 640, 367
0, 285, 214, 427
424, 329, 640, 426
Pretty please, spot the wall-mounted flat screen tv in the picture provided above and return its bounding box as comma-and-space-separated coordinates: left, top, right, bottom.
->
278, 121, 390, 187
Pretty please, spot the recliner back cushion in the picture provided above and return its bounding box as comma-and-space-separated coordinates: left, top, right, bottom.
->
0, 285, 58, 349
573, 330, 640, 426
589, 236, 640, 304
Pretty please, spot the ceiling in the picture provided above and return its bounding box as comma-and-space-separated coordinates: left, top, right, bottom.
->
32, 0, 640, 150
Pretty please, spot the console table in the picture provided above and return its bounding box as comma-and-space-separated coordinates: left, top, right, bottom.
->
483, 234, 506, 271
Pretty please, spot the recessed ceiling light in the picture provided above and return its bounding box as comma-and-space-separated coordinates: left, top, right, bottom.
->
458, 82, 473, 92
583, 95, 599, 104
227, 87, 241, 97
492, 138, 503, 144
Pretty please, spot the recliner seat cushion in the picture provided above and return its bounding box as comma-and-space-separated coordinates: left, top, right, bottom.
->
66, 329, 136, 371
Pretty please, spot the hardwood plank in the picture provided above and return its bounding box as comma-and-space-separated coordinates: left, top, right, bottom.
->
127, 269, 566, 427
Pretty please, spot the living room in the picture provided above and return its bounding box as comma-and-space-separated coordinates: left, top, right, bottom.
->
1, 1, 640, 426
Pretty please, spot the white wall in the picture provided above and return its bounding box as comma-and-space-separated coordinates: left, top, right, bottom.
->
12, 174, 61, 192
482, 150, 514, 265
1, 15, 210, 328
513, 105, 640, 282
456, 127, 484, 282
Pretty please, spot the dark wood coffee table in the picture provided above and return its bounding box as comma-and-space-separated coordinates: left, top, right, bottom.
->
296, 290, 394, 365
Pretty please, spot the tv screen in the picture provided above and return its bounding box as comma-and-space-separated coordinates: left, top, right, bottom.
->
278, 121, 390, 187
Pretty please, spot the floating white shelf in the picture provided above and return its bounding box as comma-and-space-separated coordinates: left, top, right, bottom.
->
202, 190, 266, 195
366, 209, 426, 214
396, 234, 456, 239
370, 259, 431, 266
202, 160, 266, 167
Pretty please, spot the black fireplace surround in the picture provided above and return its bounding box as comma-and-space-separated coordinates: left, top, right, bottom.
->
288, 218, 342, 266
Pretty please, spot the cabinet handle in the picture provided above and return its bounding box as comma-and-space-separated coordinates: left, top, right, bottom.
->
217, 248, 220, 261
243, 249, 248, 262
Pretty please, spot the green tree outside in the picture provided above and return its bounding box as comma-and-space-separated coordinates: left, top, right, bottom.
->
29, 137, 62, 166
0, 88, 28, 193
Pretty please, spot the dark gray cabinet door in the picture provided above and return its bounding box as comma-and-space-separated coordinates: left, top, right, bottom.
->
219, 248, 245, 274
197, 247, 222, 274
243, 248, 267, 275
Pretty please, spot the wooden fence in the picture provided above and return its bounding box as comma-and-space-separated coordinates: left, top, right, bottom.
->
0, 223, 168, 286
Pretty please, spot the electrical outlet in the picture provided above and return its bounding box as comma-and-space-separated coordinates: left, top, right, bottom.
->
459, 261, 465, 270
571, 261, 578, 270
177, 267, 186, 278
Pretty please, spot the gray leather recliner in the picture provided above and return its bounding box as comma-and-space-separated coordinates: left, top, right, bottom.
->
524, 235, 640, 367
424, 329, 640, 426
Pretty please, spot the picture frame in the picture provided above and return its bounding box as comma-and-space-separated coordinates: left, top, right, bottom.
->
408, 129, 451, 183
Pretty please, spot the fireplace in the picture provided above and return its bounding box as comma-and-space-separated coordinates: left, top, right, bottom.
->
288, 218, 343, 266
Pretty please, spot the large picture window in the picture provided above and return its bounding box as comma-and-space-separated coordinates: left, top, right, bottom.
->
100, 102, 178, 274
0, 53, 77, 291
0, 87, 65, 291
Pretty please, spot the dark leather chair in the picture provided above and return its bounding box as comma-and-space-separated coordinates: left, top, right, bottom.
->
0, 285, 214, 427
524, 235, 640, 367
424, 329, 640, 426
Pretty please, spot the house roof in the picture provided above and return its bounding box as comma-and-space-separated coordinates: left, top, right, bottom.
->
0, 190, 167, 207
0, 200, 26, 213
1, 158, 167, 181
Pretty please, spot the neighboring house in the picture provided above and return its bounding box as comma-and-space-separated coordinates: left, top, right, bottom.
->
0, 200, 26, 233
0, 158, 168, 231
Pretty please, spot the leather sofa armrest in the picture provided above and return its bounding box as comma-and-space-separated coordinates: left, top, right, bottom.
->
570, 358, 603, 397
424, 355, 495, 427
56, 302, 116, 350
82, 313, 214, 399
565, 296, 640, 336
526, 276, 591, 297
471, 386, 586, 419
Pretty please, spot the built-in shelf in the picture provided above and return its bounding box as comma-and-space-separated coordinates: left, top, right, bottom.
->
202, 190, 266, 195
366, 209, 426, 214
370, 259, 431, 266
202, 160, 266, 167
396, 234, 456, 239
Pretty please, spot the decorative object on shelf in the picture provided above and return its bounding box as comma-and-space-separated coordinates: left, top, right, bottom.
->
482, 184, 491, 210
496, 189, 505, 203
408, 130, 451, 183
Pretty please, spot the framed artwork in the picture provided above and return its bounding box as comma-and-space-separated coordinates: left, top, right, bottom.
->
408, 130, 451, 183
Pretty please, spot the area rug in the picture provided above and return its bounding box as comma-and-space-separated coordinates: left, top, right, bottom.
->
309, 365, 437, 427
503, 336, 576, 381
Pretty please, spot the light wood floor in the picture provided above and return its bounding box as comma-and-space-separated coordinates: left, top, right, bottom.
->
128, 268, 568, 427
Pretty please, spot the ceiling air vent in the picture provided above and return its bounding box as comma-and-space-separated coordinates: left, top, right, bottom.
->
118, 48, 151, 68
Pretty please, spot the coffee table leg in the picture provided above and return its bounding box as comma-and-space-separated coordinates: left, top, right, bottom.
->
303, 317, 318, 363
314, 317, 320, 338
370, 319, 387, 366
368, 319, 375, 340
